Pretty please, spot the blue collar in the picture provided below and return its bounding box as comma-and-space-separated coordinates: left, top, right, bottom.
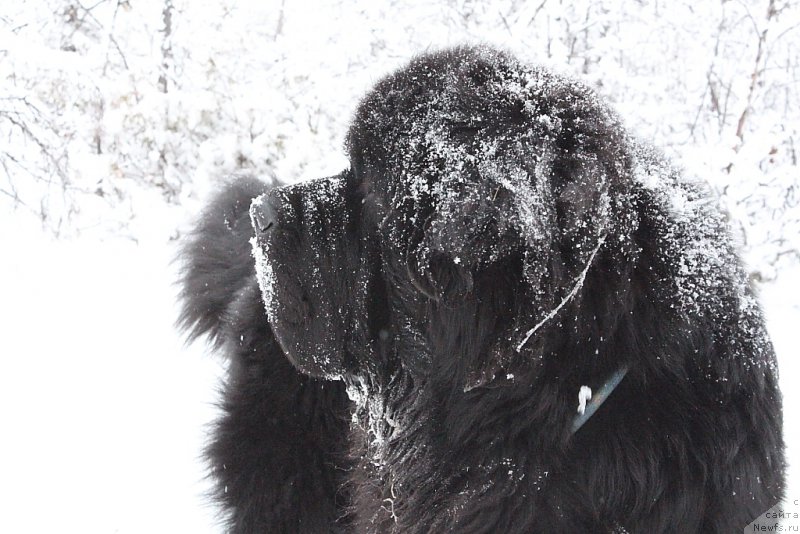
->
571, 365, 629, 434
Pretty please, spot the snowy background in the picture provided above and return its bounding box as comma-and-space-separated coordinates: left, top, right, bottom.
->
1, 0, 798, 532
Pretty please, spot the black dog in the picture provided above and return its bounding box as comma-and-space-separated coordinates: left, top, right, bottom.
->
179, 46, 784, 533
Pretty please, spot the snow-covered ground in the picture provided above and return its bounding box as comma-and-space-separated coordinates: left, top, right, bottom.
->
0, 220, 222, 534
0, 212, 797, 533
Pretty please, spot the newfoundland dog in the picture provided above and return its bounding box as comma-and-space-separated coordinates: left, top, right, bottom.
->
179, 46, 784, 533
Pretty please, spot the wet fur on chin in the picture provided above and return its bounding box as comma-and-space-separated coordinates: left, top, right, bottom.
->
178, 46, 784, 533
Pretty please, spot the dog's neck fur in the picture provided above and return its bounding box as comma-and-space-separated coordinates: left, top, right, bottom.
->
346, 231, 642, 532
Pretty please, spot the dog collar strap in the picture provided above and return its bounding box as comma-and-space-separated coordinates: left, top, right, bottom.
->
571, 365, 629, 434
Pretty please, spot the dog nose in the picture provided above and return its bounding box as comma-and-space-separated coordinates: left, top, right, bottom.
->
250, 195, 278, 234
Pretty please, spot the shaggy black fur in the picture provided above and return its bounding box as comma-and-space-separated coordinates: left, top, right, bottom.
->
178, 46, 784, 533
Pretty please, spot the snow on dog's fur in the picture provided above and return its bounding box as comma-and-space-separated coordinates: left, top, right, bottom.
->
179, 45, 784, 533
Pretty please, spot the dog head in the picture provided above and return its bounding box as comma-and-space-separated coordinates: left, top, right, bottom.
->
251, 45, 634, 387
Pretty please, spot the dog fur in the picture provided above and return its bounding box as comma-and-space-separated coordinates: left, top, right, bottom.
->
179, 45, 784, 533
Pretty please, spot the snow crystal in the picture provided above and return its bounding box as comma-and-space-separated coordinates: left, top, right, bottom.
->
577, 386, 592, 415
346, 376, 398, 464
249, 199, 278, 324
